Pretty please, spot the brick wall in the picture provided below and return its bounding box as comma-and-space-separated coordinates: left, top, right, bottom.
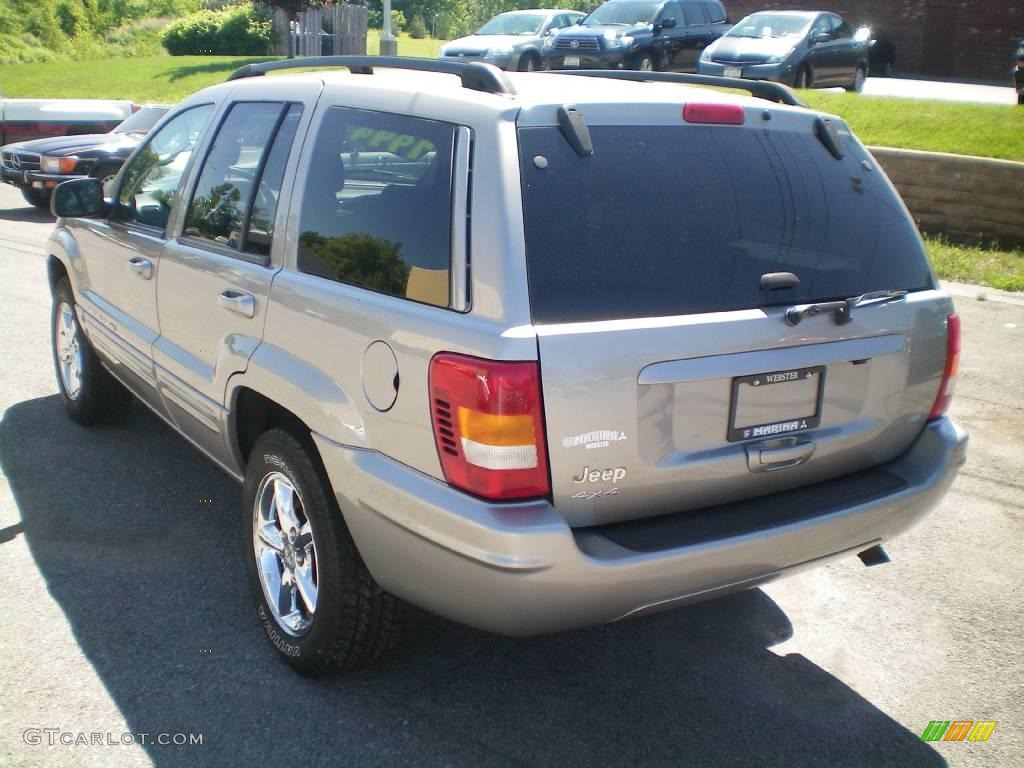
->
723, 1, 1022, 81
870, 147, 1024, 245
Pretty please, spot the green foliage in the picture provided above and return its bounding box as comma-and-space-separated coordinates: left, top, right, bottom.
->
407, 14, 427, 39
925, 236, 1024, 292
161, 5, 273, 56
0, 33, 61, 65
390, 10, 406, 34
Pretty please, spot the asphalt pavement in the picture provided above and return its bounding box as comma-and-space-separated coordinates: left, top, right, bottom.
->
0, 183, 1021, 768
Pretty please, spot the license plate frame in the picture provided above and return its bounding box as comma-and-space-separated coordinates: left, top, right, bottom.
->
727, 365, 826, 443
724, 66, 742, 78
563, 55, 581, 67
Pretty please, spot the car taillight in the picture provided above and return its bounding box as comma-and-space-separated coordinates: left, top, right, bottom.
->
928, 313, 960, 420
429, 353, 550, 501
682, 103, 745, 125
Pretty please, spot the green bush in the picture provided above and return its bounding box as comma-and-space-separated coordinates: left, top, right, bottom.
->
408, 14, 427, 39
0, 32, 61, 65
161, 4, 272, 56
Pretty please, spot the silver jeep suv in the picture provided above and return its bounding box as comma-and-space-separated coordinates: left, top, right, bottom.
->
47, 57, 967, 675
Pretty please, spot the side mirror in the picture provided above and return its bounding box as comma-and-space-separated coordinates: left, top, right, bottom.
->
810, 31, 832, 45
659, 17, 678, 29
52, 178, 107, 219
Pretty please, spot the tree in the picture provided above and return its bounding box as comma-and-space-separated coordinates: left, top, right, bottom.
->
260, 0, 323, 58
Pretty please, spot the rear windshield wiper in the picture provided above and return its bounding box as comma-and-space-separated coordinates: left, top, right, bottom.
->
785, 290, 908, 326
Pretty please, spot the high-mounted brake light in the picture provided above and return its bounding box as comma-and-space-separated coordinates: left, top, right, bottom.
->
928, 313, 960, 421
682, 103, 745, 125
429, 353, 550, 501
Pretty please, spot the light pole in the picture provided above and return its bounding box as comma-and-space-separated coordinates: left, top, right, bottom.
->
380, 0, 397, 55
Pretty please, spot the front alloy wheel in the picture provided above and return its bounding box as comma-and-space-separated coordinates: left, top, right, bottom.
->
253, 472, 318, 636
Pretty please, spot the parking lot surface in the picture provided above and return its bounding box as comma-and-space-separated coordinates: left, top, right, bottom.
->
0, 183, 1021, 767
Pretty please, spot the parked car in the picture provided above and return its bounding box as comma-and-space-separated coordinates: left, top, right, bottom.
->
47, 56, 966, 675
0, 98, 134, 146
1, 105, 170, 209
698, 11, 870, 91
1015, 39, 1024, 105
439, 9, 585, 71
542, 0, 730, 72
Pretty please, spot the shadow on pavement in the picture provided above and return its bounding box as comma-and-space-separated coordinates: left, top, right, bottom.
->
0, 203, 53, 224
0, 394, 947, 768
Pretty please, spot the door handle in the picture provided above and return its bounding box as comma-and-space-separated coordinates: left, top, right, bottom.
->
745, 439, 816, 473
127, 257, 153, 280
217, 290, 255, 318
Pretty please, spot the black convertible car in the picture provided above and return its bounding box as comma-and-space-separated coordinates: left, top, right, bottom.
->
1, 105, 169, 209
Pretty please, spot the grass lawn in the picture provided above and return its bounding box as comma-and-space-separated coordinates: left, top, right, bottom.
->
801, 91, 1024, 162
925, 236, 1024, 292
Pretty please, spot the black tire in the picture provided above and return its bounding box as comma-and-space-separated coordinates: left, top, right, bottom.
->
242, 428, 406, 676
633, 51, 656, 72
90, 162, 121, 196
846, 65, 867, 93
794, 65, 812, 89
518, 52, 540, 72
51, 277, 133, 426
1018, 93, 1024, 106
21, 186, 51, 210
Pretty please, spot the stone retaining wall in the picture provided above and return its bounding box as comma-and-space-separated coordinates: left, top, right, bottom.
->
869, 146, 1024, 246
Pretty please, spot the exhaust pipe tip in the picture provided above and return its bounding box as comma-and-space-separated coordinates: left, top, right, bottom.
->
858, 544, 890, 567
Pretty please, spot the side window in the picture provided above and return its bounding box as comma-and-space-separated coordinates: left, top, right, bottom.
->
831, 17, 853, 40
662, 3, 686, 26
811, 16, 832, 40
115, 104, 214, 230
183, 101, 301, 256
704, 2, 726, 23
297, 107, 456, 308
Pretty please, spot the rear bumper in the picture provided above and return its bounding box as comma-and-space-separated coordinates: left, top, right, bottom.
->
314, 417, 967, 635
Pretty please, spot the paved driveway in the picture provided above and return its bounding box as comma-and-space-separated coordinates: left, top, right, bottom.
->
0, 184, 1021, 767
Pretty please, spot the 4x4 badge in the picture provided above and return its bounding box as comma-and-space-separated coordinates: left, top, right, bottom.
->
572, 488, 619, 500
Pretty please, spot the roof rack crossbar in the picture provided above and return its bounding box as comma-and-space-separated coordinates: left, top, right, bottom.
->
544, 70, 806, 108
227, 55, 517, 96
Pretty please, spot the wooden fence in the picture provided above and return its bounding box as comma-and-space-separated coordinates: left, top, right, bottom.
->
270, 4, 367, 58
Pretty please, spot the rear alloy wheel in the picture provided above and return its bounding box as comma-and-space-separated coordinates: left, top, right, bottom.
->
51, 277, 133, 425
21, 186, 51, 210
846, 66, 867, 93
242, 429, 405, 675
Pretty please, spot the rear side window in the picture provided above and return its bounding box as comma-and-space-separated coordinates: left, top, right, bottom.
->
704, 1, 726, 23
297, 107, 456, 308
184, 102, 300, 256
518, 125, 933, 324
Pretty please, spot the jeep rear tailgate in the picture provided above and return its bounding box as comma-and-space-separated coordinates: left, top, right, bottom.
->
518, 108, 953, 527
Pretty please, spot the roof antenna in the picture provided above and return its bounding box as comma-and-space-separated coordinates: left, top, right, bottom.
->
557, 105, 593, 158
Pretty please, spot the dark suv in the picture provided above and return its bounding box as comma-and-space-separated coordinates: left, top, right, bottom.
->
542, 0, 730, 72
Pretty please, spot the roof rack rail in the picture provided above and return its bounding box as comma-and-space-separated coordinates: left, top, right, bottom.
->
226, 55, 517, 96
544, 70, 806, 108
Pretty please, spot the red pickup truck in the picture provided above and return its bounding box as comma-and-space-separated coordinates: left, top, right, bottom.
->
0, 99, 135, 145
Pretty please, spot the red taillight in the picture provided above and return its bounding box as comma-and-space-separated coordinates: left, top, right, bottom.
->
928, 313, 960, 420
682, 103, 745, 125
429, 353, 550, 501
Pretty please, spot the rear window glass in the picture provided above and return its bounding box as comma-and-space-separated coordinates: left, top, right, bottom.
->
518, 125, 933, 324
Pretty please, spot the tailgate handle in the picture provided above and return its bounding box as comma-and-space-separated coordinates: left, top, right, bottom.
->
747, 440, 816, 472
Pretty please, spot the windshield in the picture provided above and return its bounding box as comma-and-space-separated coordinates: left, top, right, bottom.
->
476, 13, 547, 35
114, 107, 169, 134
727, 14, 813, 39
518, 125, 933, 324
582, 1, 659, 27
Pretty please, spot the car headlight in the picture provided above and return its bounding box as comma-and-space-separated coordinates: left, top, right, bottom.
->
603, 32, 633, 49
543, 35, 556, 50
42, 156, 78, 174
486, 45, 513, 55
765, 48, 795, 64
699, 46, 714, 62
